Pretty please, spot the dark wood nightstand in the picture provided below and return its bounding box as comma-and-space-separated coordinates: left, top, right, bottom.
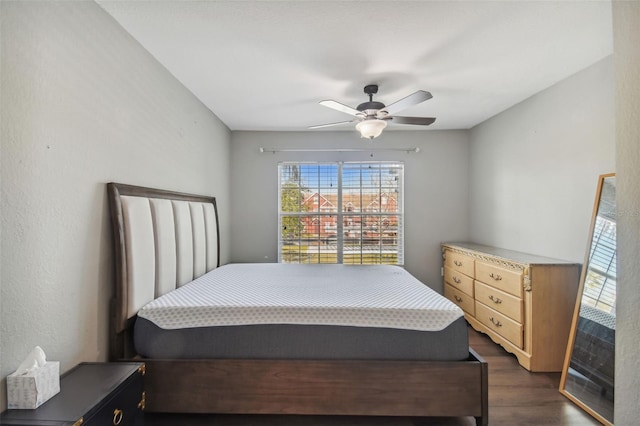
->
1, 362, 144, 425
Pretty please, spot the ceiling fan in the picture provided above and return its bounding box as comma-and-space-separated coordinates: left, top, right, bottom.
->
310, 84, 436, 139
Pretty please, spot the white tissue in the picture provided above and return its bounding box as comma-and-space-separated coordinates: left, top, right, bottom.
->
15, 346, 47, 376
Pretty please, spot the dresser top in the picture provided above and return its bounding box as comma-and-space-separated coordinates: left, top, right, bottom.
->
442, 242, 580, 266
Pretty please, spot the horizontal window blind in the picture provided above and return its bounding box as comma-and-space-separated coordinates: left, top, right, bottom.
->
583, 215, 616, 314
278, 162, 404, 265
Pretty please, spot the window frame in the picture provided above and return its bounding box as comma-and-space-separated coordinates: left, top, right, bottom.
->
278, 161, 404, 265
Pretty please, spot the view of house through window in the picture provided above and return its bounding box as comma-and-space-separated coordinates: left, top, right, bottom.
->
278, 162, 404, 265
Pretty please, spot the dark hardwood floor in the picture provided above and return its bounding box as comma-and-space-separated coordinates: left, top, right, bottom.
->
144, 326, 600, 426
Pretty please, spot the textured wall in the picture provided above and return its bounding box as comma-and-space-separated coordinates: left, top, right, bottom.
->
468, 57, 615, 262
0, 1, 230, 410
612, 1, 640, 422
229, 130, 470, 292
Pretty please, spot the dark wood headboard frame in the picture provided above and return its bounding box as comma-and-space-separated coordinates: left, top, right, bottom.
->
107, 182, 219, 360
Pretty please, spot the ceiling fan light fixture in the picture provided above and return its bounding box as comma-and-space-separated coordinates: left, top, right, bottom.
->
356, 119, 387, 139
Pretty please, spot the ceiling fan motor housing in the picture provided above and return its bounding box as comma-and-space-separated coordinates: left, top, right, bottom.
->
357, 101, 385, 112
358, 84, 385, 112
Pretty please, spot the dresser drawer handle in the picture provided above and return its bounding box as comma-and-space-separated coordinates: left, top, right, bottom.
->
454, 260, 463, 267
454, 295, 463, 303
453, 276, 462, 284
113, 409, 123, 425
489, 272, 503, 281
488, 295, 503, 304
138, 391, 146, 410
489, 317, 503, 327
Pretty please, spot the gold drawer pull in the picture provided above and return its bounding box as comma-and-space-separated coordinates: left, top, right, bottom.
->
489, 272, 502, 281
489, 317, 502, 327
453, 276, 461, 284
488, 295, 503, 304
138, 391, 146, 410
454, 295, 463, 302
113, 409, 123, 425
454, 260, 463, 267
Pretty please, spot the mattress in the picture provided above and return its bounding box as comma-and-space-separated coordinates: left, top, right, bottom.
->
134, 263, 468, 360
580, 304, 615, 330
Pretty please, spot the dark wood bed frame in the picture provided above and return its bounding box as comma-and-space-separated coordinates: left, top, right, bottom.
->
107, 182, 488, 425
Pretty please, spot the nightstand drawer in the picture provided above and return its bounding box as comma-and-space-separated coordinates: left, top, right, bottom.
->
444, 250, 475, 278
83, 369, 144, 425
475, 280, 523, 323
445, 284, 475, 316
475, 261, 523, 297
1, 363, 144, 426
444, 266, 474, 296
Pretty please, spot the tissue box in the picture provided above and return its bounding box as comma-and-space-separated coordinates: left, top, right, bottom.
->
6, 362, 60, 409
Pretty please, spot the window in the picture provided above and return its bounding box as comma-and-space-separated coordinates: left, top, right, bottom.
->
582, 213, 616, 314
278, 162, 403, 265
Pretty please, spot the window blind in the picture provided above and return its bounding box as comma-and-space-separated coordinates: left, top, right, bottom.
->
583, 215, 616, 314
278, 162, 404, 265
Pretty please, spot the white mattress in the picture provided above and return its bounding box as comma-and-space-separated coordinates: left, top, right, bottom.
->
137, 263, 464, 332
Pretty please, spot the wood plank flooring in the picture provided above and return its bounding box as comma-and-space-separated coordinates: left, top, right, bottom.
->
144, 326, 600, 425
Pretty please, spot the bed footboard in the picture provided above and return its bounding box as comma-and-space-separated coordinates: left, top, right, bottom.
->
141, 349, 488, 424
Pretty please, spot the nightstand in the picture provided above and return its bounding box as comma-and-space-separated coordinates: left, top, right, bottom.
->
1, 362, 144, 425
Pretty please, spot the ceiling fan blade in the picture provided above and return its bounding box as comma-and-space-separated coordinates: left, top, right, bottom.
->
319, 100, 362, 116
388, 116, 436, 126
309, 120, 356, 129
381, 90, 432, 115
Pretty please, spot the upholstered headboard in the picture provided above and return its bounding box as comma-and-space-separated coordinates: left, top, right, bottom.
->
107, 183, 219, 358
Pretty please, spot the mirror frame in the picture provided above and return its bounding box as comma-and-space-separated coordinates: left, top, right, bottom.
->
559, 172, 615, 425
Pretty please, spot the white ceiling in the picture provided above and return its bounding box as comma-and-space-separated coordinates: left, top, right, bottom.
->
97, 0, 613, 132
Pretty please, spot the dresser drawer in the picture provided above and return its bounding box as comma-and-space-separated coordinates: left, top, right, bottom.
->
444, 266, 474, 296
444, 250, 475, 278
475, 302, 523, 348
475, 280, 523, 323
444, 284, 475, 316
475, 261, 523, 297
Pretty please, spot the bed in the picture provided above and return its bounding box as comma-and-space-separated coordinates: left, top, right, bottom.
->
107, 182, 488, 425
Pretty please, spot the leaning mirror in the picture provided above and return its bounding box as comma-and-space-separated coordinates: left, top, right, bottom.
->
560, 173, 615, 425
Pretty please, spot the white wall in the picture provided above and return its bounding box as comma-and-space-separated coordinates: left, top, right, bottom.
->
612, 1, 640, 422
230, 130, 470, 291
468, 57, 615, 262
0, 1, 231, 410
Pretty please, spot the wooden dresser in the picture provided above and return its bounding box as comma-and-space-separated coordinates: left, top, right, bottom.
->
442, 242, 580, 372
